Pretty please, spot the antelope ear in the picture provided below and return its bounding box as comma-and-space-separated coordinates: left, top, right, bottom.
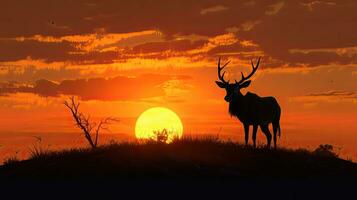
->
239, 80, 251, 88
215, 81, 226, 88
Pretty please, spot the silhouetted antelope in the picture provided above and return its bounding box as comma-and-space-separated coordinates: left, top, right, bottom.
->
215, 58, 281, 148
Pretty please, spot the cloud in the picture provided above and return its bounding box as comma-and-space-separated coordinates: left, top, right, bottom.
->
307, 91, 357, 98
0, 39, 75, 62
0, 0, 357, 67
291, 90, 357, 104
207, 40, 259, 56
284, 50, 357, 66
244, 0, 256, 6
300, 1, 336, 11
0, 33, 199, 64
187, 33, 239, 55
0, 61, 86, 83
239, 20, 262, 31
14, 30, 163, 51
288, 89, 357, 111
289, 47, 357, 57
0, 92, 62, 110
0, 0, 269, 37
200, 5, 229, 15
0, 38, 122, 64
0, 74, 191, 101
265, 1, 285, 15
130, 39, 206, 54
0, 31, 253, 65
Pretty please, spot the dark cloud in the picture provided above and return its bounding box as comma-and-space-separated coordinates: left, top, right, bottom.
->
0, 39, 75, 62
131, 39, 206, 53
207, 41, 259, 55
0, 81, 33, 95
307, 91, 357, 99
246, 0, 357, 49
2, 0, 355, 48
0, 74, 191, 101
239, 0, 357, 65
67, 50, 119, 64
0, 66, 82, 83
0, 0, 272, 37
281, 51, 357, 66
0, 39, 121, 64
0, 0, 356, 66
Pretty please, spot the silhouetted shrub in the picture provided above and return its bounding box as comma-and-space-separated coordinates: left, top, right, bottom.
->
152, 129, 169, 143
313, 144, 338, 158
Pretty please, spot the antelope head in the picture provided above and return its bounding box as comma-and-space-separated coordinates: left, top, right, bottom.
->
215, 57, 260, 102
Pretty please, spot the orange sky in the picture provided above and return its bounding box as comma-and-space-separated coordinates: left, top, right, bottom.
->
0, 0, 356, 162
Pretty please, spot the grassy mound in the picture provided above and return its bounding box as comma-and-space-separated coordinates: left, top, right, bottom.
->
0, 137, 356, 181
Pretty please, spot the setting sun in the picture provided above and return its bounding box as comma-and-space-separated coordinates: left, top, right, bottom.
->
135, 107, 183, 142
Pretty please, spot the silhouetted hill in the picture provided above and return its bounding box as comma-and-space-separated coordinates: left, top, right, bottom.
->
0, 138, 356, 181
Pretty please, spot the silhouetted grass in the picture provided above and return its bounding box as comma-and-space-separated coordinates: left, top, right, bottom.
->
28, 141, 51, 159
0, 136, 356, 181
3, 155, 20, 166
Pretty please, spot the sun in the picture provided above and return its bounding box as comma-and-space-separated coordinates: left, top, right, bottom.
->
135, 107, 183, 142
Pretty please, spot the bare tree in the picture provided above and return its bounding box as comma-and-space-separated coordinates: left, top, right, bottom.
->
64, 96, 118, 148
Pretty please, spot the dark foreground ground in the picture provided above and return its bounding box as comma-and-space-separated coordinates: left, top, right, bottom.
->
0, 138, 356, 198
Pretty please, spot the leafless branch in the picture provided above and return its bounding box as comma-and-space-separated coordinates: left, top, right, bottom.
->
64, 96, 119, 148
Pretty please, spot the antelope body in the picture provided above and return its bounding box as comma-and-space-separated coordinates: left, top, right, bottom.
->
215, 58, 281, 148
